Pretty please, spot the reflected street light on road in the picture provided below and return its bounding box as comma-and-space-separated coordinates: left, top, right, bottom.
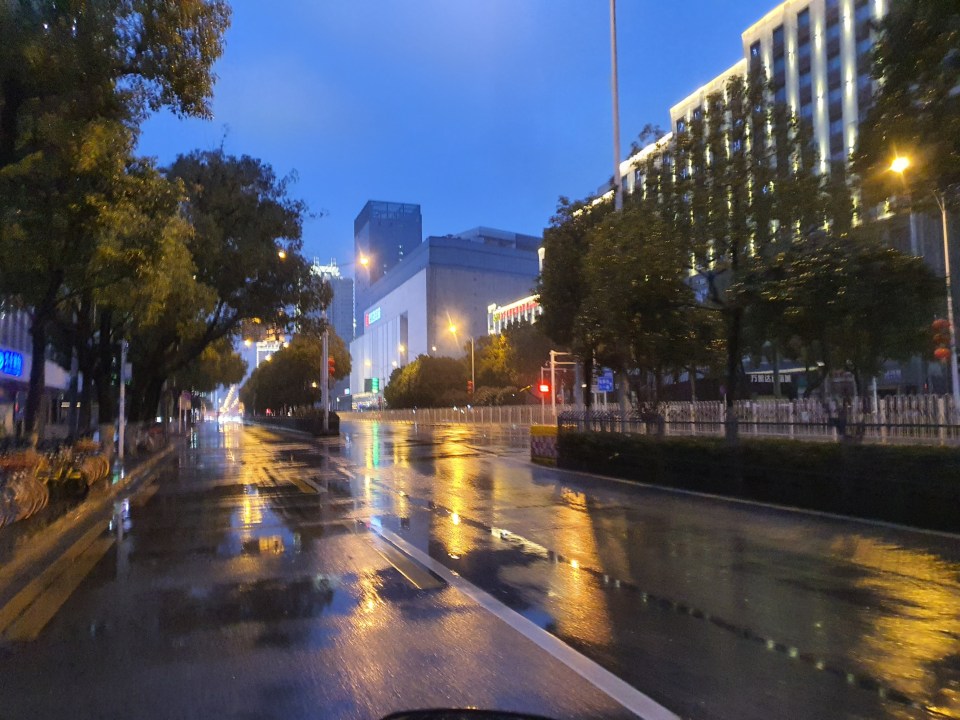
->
890, 155, 960, 406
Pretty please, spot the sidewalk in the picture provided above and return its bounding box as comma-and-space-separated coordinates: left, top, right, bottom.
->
0, 442, 177, 608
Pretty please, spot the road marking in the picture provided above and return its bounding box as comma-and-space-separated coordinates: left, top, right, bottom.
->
377, 527, 681, 720
4, 536, 114, 641
370, 536, 445, 591
0, 522, 113, 641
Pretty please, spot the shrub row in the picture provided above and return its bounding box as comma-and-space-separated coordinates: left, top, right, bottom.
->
557, 432, 960, 532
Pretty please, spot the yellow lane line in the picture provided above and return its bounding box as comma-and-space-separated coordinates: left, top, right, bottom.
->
3, 536, 115, 641
0, 521, 107, 636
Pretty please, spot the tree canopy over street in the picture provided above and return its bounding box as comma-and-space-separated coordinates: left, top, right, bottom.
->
0, 1, 328, 445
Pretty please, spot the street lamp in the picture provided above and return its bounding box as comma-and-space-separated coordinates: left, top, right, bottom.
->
891, 155, 960, 406
448, 324, 474, 392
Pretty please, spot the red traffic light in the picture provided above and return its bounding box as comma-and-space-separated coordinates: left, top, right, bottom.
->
467, 380, 474, 394
538, 383, 550, 394
328, 357, 335, 377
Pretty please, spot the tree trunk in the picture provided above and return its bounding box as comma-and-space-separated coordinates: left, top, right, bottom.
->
24, 308, 49, 447
94, 309, 117, 426
78, 375, 93, 436
724, 308, 743, 443
772, 345, 782, 398
582, 351, 594, 412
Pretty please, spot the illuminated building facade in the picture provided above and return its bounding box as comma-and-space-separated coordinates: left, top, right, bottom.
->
349, 227, 541, 407
487, 296, 542, 336
619, 0, 885, 197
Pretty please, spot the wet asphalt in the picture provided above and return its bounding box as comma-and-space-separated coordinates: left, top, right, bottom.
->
1, 420, 959, 720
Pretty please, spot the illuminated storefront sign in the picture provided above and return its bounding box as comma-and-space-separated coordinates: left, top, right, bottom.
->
0, 349, 24, 378
364, 307, 382, 327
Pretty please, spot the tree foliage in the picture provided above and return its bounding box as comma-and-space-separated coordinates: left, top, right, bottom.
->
855, 0, 960, 206
240, 333, 351, 415
127, 149, 314, 421
0, 0, 229, 441
383, 356, 468, 409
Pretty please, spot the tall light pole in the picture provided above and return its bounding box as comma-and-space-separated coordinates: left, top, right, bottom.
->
891, 156, 960, 406
609, 0, 623, 211
449, 324, 474, 392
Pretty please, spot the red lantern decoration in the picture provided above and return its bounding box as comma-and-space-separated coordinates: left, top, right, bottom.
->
934, 347, 951, 362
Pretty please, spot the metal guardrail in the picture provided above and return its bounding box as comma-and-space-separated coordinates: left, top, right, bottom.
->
344, 395, 960, 446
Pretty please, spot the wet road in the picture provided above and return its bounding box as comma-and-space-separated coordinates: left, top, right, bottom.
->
2, 421, 960, 720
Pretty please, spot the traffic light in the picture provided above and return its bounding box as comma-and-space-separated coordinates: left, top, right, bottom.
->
933, 318, 951, 362
538, 383, 550, 394
328, 356, 336, 378
467, 380, 474, 394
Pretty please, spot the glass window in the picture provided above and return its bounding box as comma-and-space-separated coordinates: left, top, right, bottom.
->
797, 8, 811, 28
798, 40, 811, 59
773, 25, 785, 47
775, 86, 787, 104
827, 23, 841, 41
750, 41, 761, 58
800, 103, 814, 120
692, 106, 703, 121
829, 86, 843, 104
774, 56, 786, 74
858, 37, 873, 56
676, 119, 686, 134
855, 2, 872, 22
830, 118, 844, 135
828, 55, 842, 72
799, 71, 813, 88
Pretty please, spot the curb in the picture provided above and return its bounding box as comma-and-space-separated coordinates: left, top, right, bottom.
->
0, 443, 177, 604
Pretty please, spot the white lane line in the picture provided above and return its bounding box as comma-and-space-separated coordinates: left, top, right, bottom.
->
376, 527, 681, 720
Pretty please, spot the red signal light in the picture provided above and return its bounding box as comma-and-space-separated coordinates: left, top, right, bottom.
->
538, 383, 550, 394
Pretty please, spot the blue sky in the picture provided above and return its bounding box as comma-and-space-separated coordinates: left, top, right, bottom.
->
137, 0, 778, 273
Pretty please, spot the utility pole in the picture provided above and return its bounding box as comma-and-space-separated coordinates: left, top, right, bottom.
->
609, 0, 623, 211
322, 307, 330, 433
118, 339, 127, 463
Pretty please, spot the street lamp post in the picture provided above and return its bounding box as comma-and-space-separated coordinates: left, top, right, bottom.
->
449, 324, 474, 392
891, 156, 960, 407
609, 0, 623, 212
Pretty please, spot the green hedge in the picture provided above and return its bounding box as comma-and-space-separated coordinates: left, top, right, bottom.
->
558, 432, 960, 532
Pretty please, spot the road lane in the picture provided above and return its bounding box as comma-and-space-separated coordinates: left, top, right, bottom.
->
334, 420, 960, 720
0, 423, 637, 720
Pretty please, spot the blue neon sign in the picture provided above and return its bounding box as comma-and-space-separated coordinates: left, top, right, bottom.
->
0, 349, 23, 378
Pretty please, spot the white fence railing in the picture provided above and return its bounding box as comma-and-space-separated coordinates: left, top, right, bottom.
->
340, 405, 574, 427
342, 395, 960, 445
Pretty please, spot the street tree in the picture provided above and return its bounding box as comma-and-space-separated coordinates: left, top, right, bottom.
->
745, 233, 941, 398
0, 0, 229, 442
537, 196, 611, 408
127, 150, 313, 422
383, 356, 467, 409
581, 204, 706, 402
240, 333, 350, 415
855, 0, 960, 206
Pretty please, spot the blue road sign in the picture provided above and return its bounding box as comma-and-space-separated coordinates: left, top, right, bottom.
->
597, 369, 614, 393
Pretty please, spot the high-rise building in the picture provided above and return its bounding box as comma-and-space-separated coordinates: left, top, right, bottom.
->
354, 201, 422, 337
311, 260, 354, 342
621, 0, 885, 197
349, 226, 541, 407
